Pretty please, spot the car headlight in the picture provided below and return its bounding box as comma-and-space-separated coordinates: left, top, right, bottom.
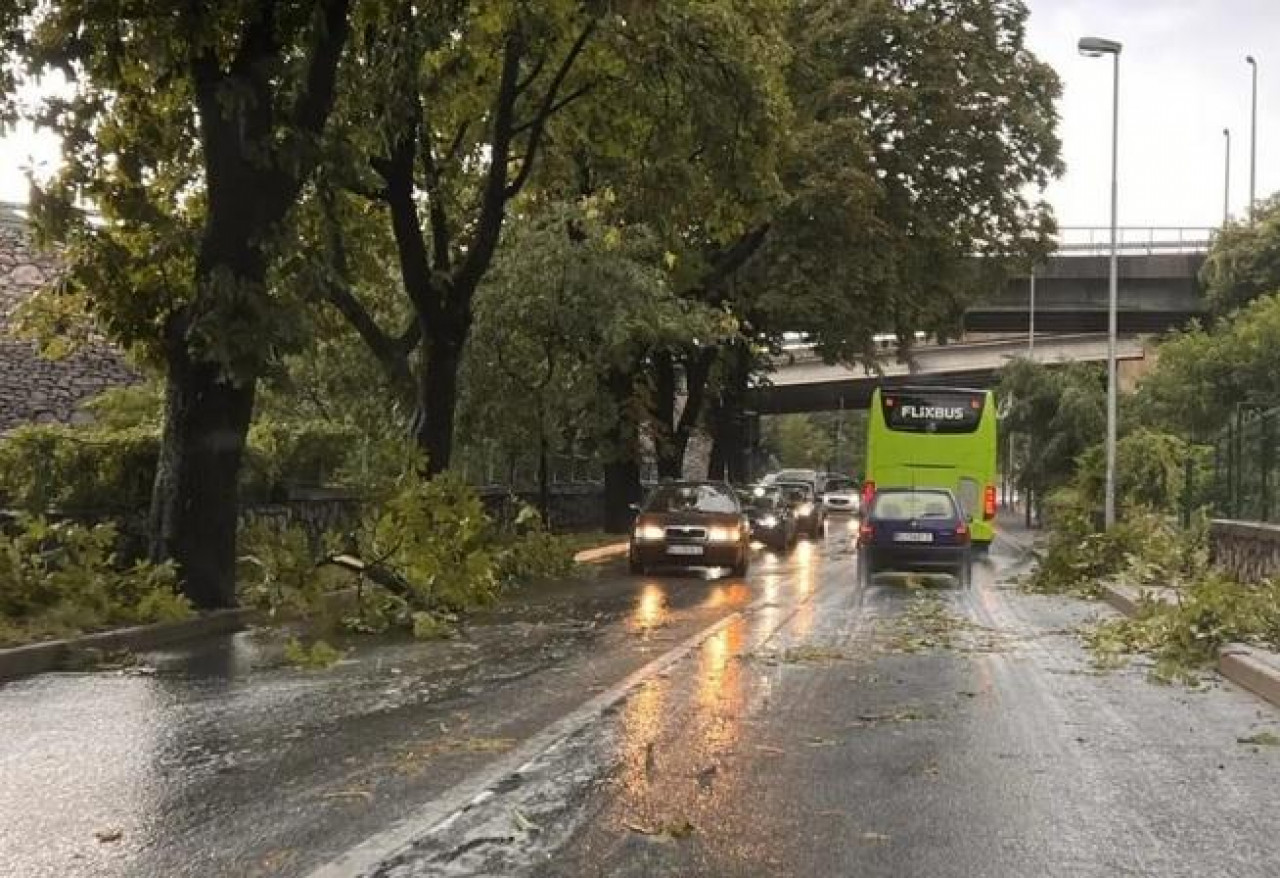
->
797, 502, 814, 516
707, 525, 741, 543
759, 515, 779, 528
633, 524, 664, 541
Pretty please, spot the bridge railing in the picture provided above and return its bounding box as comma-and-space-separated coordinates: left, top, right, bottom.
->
1055, 226, 1217, 256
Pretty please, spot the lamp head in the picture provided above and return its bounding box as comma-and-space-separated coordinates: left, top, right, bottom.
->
1247, 55, 1256, 66
1078, 36, 1123, 57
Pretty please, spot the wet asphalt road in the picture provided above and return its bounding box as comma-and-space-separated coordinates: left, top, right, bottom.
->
4, 518, 1280, 877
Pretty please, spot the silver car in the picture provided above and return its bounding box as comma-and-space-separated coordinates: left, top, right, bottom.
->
820, 476, 860, 515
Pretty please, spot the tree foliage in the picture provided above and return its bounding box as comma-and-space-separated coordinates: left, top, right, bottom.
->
753, 0, 1061, 361
998, 358, 1105, 503
1200, 195, 1280, 318
1134, 294, 1280, 439
458, 197, 732, 496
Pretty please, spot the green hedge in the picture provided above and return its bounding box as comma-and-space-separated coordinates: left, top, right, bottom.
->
0, 420, 361, 513
0, 424, 157, 512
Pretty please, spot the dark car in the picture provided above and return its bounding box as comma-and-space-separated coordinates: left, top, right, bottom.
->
775, 480, 825, 538
740, 485, 798, 552
629, 482, 751, 576
857, 487, 972, 586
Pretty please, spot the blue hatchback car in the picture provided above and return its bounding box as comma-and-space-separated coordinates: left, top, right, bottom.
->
857, 487, 973, 586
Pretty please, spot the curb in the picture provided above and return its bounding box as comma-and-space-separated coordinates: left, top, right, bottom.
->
1099, 582, 1280, 711
0, 542, 631, 682
0, 544, 631, 683
1096, 581, 1169, 617
573, 541, 628, 564
0, 586, 365, 683
1219, 644, 1280, 708
0, 607, 255, 683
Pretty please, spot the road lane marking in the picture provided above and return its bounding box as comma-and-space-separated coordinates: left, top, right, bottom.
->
305, 580, 821, 878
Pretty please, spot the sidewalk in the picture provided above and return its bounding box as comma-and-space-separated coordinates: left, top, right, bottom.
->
994, 508, 1041, 556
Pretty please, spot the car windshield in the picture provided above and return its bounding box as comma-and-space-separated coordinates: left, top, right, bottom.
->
825, 479, 855, 493
776, 482, 813, 503
743, 487, 782, 510
870, 490, 957, 521
775, 470, 815, 483
645, 484, 738, 514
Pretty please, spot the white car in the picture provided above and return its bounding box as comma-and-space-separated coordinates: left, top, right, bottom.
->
820, 477, 860, 515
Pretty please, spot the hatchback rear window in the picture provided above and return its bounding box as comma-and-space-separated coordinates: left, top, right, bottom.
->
870, 490, 957, 521
645, 484, 738, 514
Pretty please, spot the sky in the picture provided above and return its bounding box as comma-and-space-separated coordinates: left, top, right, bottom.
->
1027, 0, 1278, 228
1, 0, 1277, 231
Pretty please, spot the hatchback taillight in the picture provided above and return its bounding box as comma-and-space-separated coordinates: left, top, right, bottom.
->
955, 521, 970, 542
859, 522, 875, 542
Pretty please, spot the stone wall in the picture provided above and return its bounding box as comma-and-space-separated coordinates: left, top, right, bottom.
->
0, 205, 137, 432
1210, 519, 1280, 584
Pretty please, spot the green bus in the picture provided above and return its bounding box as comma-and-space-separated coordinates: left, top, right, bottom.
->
863, 385, 999, 548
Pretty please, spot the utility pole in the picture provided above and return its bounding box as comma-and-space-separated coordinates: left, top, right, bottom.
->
1247, 56, 1258, 222
1223, 127, 1232, 225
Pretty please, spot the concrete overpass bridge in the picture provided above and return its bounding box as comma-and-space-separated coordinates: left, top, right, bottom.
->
964, 227, 1212, 334
754, 333, 1147, 414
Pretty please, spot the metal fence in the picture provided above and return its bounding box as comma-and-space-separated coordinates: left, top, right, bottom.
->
1055, 226, 1217, 256
1212, 405, 1280, 522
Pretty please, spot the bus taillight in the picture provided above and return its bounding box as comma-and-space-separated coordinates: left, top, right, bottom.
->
862, 481, 876, 511
983, 484, 997, 519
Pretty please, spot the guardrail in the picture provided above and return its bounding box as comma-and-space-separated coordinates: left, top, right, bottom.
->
1055, 226, 1217, 256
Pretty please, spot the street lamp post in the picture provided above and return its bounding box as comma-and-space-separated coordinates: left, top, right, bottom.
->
1028, 266, 1036, 355
1224, 127, 1232, 225
1079, 35, 1122, 530
1247, 56, 1258, 222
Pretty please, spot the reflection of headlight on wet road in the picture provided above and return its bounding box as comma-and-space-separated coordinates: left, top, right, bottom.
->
758, 515, 778, 528
707, 525, 741, 543
797, 503, 814, 516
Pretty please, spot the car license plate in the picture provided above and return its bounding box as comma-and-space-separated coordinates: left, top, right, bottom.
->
667, 545, 704, 556
893, 532, 933, 543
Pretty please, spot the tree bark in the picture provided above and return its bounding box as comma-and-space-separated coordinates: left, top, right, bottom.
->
414, 329, 465, 475
602, 365, 643, 532
706, 343, 752, 483
707, 425, 728, 481
649, 348, 716, 482
150, 318, 256, 609
147, 0, 352, 608
604, 457, 643, 533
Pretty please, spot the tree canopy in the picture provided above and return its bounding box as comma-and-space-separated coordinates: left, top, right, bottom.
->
1200, 195, 1280, 318
998, 358, 1105, 503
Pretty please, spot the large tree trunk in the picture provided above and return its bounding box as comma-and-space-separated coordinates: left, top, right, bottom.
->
537, 419, 551, 526
648, 348, 716, 484
707, 426, 728, 481
656, 444, 687, 480
150, 322, 256, 609
604, 457, 643, 533
414, 329, 465, 475
706, 344, 752, 483
602, 365, 644, 533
